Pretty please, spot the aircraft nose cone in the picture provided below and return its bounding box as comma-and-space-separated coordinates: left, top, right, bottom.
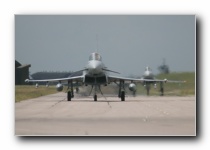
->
92, 63, 98, 69
90, 61, 99, 69
88, 61, 102, 74
144, 71, 150, 76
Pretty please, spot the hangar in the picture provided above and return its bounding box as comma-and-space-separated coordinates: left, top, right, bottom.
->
15, 60, 31, 85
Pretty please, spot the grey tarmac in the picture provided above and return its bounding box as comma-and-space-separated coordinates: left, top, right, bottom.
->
15, 92, 196, 136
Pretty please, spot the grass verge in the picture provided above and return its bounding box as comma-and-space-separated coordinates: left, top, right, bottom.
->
15, 85, 59, 102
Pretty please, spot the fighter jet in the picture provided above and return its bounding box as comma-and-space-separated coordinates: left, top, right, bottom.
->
141, 66, 185, 96
25, 53, 183, 101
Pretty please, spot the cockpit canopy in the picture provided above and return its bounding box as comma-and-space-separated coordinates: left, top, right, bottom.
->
89, 52, 102, 61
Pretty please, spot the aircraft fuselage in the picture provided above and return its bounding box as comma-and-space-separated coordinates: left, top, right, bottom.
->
143, 67, 155, 84
83, 52, 108, 85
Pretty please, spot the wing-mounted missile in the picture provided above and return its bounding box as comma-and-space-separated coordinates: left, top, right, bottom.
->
56, 83, 63, 91
128, 83, 136, 96
128, 83, 136, 92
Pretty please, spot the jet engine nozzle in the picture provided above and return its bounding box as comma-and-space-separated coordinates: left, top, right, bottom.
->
56, 83, 63, 91
128, 83, 136, 92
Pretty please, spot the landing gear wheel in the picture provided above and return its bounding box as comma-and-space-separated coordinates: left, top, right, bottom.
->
121, 91, 125, 101
67, 91, 71, 101
146, 86, 150, 96
94, 95, 97, 101
160, 88, 164, 96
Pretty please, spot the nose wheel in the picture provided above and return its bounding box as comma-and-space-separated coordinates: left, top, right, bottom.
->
94, 94, 97, 101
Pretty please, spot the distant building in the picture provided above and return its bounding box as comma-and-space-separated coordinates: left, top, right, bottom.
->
15, 60, 31, 85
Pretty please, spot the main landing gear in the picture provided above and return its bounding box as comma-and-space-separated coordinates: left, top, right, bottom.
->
144, 82, 164, 96
94, 94, 97, 101
118, 80, 125, 101
67, 81, 74, 101
160, 82, 164, 96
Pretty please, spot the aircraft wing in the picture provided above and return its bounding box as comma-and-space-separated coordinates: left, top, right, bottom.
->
148, 78, 186, 83
108, 75, 157, 83
108, 75, 185, 83
25, 75, 84, 83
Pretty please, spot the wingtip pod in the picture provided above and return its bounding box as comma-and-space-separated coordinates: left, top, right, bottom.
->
25, 79, 29, 83
164, 78, 168, 83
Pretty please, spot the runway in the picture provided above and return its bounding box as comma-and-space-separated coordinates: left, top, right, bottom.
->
15, 92, 196, 136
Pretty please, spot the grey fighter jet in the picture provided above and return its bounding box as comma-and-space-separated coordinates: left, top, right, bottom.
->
25, 53, 184, 101
141, 66, 185, 96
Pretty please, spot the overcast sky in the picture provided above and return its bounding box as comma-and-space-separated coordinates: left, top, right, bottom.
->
15, 15, 195, 76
